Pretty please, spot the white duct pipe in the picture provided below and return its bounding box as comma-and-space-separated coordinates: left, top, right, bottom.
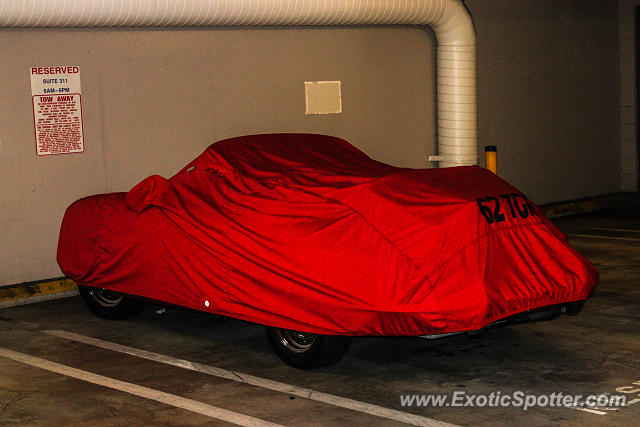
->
1, 0, 477, 167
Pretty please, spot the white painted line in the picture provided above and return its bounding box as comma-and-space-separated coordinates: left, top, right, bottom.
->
45, 329, 456, 427
566, 233, 640, 242
0, 346, 283, 427
572, 406, 608, 416
626, 397, 640, 407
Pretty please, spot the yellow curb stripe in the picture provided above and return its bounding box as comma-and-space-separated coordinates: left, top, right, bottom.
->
0, 278, 77, 303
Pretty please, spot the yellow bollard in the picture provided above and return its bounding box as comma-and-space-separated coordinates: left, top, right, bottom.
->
485, 145, 497, 174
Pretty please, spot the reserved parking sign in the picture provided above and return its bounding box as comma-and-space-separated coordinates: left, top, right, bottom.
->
30, 66, 84, 156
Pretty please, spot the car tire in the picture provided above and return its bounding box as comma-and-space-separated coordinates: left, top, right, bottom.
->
265, 327, 351, 369
565, 300, 585, 316
78, 285, 147, 320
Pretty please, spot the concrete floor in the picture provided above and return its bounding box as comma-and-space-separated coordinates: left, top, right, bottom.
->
1, 205, 639, 426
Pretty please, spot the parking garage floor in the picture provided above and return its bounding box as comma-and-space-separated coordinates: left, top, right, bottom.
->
1, 204, 639, 426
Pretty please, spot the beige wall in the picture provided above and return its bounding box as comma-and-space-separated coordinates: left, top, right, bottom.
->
619, 0, 639, 191
0, 26, 435, 285
469, 0, 620, 201
0, 0, 620, 285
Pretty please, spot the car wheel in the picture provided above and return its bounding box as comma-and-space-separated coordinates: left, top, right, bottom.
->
265, 327, 351, 369
565, 300, 585, 316
78, 285, 147, 320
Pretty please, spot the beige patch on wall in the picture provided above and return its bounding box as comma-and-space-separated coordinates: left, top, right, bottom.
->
305, 81, 342, 115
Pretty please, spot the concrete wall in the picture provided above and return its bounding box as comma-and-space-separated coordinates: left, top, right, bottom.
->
0, 0, 621, 286
619, 0, 639, 192
469, 0, 620, 201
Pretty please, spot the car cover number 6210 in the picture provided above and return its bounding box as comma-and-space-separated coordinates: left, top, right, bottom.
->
476, 193, 537, 224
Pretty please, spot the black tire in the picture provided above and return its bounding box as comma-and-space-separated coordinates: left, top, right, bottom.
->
78, 285, 147, 320
565, 300, 585, 316
265, 327, 351, 369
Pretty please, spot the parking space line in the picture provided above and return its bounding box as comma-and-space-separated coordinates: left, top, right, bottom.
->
44, 329, 456, 427
0, 346, 283, 427
566, 233, 640, 242
573, 407, 607, 415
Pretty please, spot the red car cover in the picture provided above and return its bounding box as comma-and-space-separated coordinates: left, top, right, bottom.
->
58, 134, 598, 336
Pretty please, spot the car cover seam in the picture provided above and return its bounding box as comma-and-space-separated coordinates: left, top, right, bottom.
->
424, 219, 548, 280
259, 179, 430, 289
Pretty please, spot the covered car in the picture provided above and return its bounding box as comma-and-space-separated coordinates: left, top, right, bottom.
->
58, 134, 598, 368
